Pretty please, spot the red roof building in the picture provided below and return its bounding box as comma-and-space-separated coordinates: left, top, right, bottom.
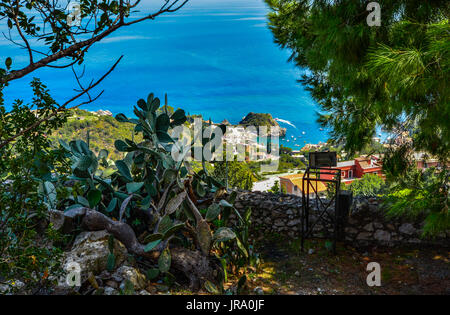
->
320, 155, 384, 184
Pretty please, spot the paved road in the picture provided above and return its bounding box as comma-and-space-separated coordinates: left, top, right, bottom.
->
252, 171, 302, 192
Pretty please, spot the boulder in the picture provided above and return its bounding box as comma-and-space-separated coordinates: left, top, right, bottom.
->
104, 286, 119, 295
363, 223, 374, 232
356, 232, 372, 240
56, 230, 127, 293
399, 223, 416, 235
0, 280, 25, 294
287, 219, 301, 227
374, 230, 391, 242
114, 266, 147, 291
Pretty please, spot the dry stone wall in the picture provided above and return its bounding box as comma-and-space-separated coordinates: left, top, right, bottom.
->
231, 191, 449, 247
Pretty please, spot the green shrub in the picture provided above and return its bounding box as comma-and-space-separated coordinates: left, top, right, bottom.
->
349, 174, 385, 197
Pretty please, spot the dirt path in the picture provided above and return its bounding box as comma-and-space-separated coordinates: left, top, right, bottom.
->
241, 238, 450, 295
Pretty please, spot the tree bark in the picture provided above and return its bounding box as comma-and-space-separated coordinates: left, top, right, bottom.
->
51, 208, 219, 290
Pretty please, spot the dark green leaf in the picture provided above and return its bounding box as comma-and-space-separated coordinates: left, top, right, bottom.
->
114, 140, 129, 152
158, 215, 172, 234
158, 248, 171, 273
206, 203, 221, 222
144, 239, 161, 252
219, 199, 233, 208
115, 160, 133, 182
150, 97, 160, 112
156, 113, 170, 132
162, 223, 185, 240
146, 268, 160, 280
126, 181, 144, 194
5, 57, 12, 68
115, 113, 129, 122
87, 189, 102, 208
237, 275, 247, 294
123, 279, 135, 295
137, 98, 147, 110
156, 131, 173, 144
144, 233, 163, 243
106, 253, 115, 271
76, 155, 93, 171
106, 198, 118, 213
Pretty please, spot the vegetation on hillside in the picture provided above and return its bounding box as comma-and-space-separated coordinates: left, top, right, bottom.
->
239, 112, 286, 136
49, 109, 141, 161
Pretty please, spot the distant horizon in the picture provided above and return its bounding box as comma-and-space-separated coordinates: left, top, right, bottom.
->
2, 0, 330, 148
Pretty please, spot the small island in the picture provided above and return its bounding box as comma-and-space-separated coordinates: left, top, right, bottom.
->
238, 112, 286, 137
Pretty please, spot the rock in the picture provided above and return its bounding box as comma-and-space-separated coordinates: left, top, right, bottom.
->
387, 224, 395, 231
399, 223, 416, 235
363, 223, 374, 232
104, 286, 119, 295
49, 210, 65, 230
111, 274, 124, 283
373, 222, 383, 229
374, 230, 391, 242
57, 230, 127, 292
348, 217, 358, 225
98, 270, 111, 279
287, 219, 301, 227
146, 285, 157, 294
356, 232, 372, 240
105, 280, 119, 289
294, 271, 300, 276
0, 280, 25, 294
95, 109, 113, 116
345, 227, 358, 234
115, 266, 147, 291
253, 287, 264, 295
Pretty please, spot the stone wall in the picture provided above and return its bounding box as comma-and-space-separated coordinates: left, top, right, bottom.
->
232, 191, 449, 247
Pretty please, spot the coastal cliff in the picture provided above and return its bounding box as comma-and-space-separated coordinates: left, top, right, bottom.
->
239, 112, 287, 137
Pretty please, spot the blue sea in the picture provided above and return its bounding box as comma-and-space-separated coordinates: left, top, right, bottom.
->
2, 0, 329, 148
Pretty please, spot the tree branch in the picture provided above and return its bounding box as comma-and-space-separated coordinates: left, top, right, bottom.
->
1, 0, 189, 84
0, 56, 123, 150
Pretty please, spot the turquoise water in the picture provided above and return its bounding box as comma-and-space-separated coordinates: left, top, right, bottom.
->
2, 0, 329, 147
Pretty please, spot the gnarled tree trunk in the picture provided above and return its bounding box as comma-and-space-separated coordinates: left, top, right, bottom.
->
51, 208, 220, 290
